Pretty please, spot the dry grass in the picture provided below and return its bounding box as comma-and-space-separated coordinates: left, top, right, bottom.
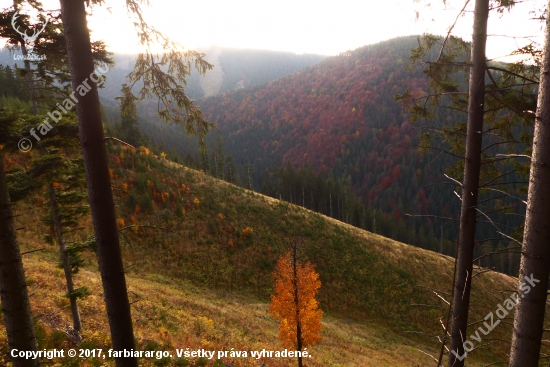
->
1, 151, 532, 367
0, 254, 456, 366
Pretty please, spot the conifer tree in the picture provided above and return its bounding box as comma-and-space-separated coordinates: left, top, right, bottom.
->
0, 111, 38, 367
118, 103, 143, 148
1, 2, 111, 334
225, 155, 236, 183
269, 243, 322, 367
244, 163, 253, 190
39, 152, 93, 333
447, 0, 490, 363
509, 2, 550, 364
57, 0, 212, 365
399, 1, 537, 363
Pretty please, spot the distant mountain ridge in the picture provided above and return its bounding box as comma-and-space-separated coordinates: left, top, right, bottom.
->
102, 46, 325, 101
0, 45, 325, 100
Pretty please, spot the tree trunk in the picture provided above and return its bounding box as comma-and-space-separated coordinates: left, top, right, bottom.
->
292, 245, 303, 367
58, 0, 137, 365
448, 0, 489, 365
47, 185, 82, 332
16, 18, 83, 333
508, 3, 550, 365
0, 10, 39, 365
0, 149, 38, 367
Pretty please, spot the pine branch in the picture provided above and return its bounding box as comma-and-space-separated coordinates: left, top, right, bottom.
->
473, 246, 522, 263
436, 0, 472, 64
486, 66, 538, 84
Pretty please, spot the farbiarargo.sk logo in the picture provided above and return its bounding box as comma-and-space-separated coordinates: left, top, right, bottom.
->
11, 10, 48, 61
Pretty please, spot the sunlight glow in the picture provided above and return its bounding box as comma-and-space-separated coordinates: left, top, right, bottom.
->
1, 0, 546, 59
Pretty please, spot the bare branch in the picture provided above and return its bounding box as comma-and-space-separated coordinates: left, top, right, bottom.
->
411, 145, 465, 160
436, 0, 472, 64
414, 348, 438, 363
495, 153, 531, 160
104, 137, 136, 149
473, 246, 522, 263
405, 214, 459, 221
21, 248, 46, 255
479, 187, 527, 205
444, 174, 463, 187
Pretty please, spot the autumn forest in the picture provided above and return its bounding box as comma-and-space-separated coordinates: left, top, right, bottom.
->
0, 0, 549, 367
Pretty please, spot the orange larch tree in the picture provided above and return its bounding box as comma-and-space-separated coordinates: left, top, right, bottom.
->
269, 245, 322, 367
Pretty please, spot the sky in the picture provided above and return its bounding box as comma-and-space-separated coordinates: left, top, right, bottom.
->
1, 0, 547, 60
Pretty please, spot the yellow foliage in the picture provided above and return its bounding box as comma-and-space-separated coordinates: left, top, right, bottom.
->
241, 227, 253, 238
269, 252, 323, 349
194, 316, 214, 335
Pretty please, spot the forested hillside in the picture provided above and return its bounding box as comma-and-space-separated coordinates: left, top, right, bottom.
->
196, 36, 523, 272
1, 35, 523, 273
2, 0, 548, 364
201, 36, 438, 224
0, 33, 534, 365
97, 36, 524, 275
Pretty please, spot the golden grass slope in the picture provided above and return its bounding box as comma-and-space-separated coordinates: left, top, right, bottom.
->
0, 254, 491, 367
3, 147, 541, 366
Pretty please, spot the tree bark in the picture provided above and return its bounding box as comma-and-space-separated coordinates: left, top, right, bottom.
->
47, 185, 82, 332
292, 244, 303, 367
0, 11, 39, 363
57, 0, 137, 365
508, 3, 550, 365
448, 0, 489, 365
15, 10, 83, 333
0, 149, 38, 367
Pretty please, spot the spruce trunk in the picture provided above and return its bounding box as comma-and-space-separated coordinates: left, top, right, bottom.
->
47, 185, 82, 332
448, 0, 489, 365
16, 5, 83, 333
0, 149, 38, 367
509, 2, 550, 365
58, 0, 137, 365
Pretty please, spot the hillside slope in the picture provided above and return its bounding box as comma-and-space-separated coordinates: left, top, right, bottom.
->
0, 256, 444, 366
7, 145, 538, 366
94, 38, 523, 277
193, 36, 522, 276
127, 37, 472, 260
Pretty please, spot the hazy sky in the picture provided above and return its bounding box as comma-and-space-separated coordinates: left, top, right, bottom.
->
2, 0, 546, 59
